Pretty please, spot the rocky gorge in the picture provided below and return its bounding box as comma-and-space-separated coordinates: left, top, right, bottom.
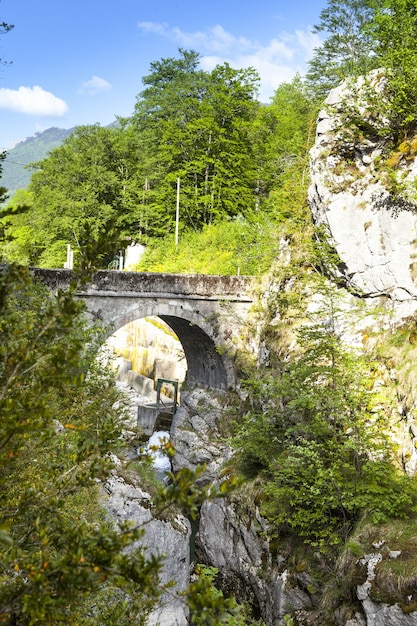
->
105, 383, 417, 626
100, 72, 417, 626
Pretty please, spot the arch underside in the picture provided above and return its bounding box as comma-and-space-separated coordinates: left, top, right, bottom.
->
159, 315, 228, 390
96, 299, 235, 390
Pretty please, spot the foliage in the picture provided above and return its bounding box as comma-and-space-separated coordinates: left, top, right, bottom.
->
0, 262, 243, 623
135, 182, 313, 276
0, 264, 166, 624
251, 76, 315, 205
4, 10, 417, 619
0, 189, 35, 264
187, 565, 262, 625
306, 0, 378, 102
131, 49, 261, 236
324, 513, 417, 617
136, 215, 287, 276
2, 53, 317, 275
22, 124, 141, 268
132, 74, 315, 276
232, 281, 417, 551
307, 0, 417, 142
368, 0, 417, 141
372, 319, 417, 418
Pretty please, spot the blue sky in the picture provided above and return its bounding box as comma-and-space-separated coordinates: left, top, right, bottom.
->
0, 0, 326, 150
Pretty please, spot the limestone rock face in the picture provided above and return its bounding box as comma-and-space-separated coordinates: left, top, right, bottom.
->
197, 498, 313, 624
309, 71, 417, 318
104, 475, 190, 626
309, 72, 417, 625
107, 316, 187, 384
360, 599, 417, 626
171, 389, 315, 625
171, 388, 232, 483
350, 548, 417, 626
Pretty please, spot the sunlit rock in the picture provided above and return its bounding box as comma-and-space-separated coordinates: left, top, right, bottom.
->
309, 70, 417, 319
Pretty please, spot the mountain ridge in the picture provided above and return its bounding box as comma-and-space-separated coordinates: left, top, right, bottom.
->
2, 127, 76, 196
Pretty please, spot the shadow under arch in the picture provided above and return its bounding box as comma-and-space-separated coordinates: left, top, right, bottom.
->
107, 303, 235, 390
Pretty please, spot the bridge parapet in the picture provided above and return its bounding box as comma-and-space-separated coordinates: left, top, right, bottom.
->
31, 269, 255, 301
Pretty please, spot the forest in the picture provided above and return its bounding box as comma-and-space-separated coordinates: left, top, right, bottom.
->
3, 0, 417, 274
3, 0, 417, 624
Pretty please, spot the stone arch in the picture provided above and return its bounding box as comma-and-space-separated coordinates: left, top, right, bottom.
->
104, 302, 235, 390
31, 268, 255, 391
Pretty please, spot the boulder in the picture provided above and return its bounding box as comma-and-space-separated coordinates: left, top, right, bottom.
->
171, 389, 232, 484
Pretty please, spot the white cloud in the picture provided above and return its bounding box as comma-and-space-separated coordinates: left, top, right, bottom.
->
80, 75, 112, 95
137, 22, 322, 101
0, 85, 68, 116
172, 24, 252, 54
138, 21, 170, 36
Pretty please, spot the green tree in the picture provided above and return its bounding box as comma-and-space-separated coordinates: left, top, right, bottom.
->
131, 49, 260, 237
0, 189, 35, 264
368, 0, 417, 140
25, 124, 140, 268
0, 263, 241, 623
307, 0, 417, 141
185, 62, 259, 226
132, 73, 316, 277
306, 0, 378, 101
0, 265, 165, 624
253, 76, 315, 219
131, 49, 208, 236
187, 565, 255, 625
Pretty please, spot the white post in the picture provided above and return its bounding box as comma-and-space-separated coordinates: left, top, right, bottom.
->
118, 252, 124, 271
64, 244, 73, 269
175, 177, 180, 247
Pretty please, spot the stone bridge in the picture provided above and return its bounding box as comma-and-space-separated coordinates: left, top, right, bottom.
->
33, 269, 259, 390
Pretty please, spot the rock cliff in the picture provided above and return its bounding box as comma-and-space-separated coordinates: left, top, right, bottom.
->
309, 70, 417, 319
172, 389, 318, 625
104, 473, 190, 626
